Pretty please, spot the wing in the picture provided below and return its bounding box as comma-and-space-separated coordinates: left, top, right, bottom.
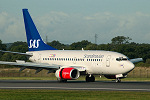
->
130, 58, 143, 63
0, 60, 86, 74
0, 60, 60, 73
0, 60, 59, 68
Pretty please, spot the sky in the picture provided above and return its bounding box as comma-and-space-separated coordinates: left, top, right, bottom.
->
0, 0, 150, 44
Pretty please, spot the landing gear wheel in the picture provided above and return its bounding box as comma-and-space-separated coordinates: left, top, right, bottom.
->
115, 78, 121, 83
86, 75, 95, 82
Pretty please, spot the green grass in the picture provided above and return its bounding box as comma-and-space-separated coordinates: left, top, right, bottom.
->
0, 89, 149, 100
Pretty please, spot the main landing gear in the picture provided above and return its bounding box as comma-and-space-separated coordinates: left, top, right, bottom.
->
86, 75, 95, 82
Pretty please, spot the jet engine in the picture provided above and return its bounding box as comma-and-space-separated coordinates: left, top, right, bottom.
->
55, 68, 80, 80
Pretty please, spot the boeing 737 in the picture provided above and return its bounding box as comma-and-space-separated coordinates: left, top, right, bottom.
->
0, 9, 143, 82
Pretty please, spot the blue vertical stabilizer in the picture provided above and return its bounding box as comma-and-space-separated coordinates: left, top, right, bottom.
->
22, 9, 57, 51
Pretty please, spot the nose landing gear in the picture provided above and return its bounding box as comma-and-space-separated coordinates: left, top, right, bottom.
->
115, 78, 121, 83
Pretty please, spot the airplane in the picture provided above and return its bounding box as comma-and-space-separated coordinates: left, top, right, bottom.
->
0, 9, 143, 83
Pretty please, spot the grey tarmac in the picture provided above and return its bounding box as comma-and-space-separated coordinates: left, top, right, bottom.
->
0, 80, 150, 91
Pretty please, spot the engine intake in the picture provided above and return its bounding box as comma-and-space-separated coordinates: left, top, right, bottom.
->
55, 68, 80, 80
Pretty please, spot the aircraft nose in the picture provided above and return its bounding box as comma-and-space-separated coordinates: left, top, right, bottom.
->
127, 61, 135, 71
130, 62, 135, 70
123, 61, 135, 73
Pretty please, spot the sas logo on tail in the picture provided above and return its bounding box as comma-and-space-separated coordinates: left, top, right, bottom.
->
28, 39, 40, 48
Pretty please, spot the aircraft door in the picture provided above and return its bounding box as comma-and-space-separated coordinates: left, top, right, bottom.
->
106, 55, 111, 67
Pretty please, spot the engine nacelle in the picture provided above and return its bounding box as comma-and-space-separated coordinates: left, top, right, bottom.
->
55, 68, 80, 80
104, 74, 127, 79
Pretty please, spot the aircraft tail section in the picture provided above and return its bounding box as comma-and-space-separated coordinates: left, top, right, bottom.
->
22, 9, 57, 51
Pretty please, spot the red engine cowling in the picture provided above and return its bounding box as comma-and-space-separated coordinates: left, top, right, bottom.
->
55, 68, 80, 80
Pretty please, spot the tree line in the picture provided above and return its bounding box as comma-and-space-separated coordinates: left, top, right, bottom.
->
0, 36, 150, 67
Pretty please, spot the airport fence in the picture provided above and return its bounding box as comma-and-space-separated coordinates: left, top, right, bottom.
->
0, 67, 150, 78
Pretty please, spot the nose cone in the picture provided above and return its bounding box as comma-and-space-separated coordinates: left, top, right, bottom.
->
130, 62, 135, 70
128, 61, 135, 72
125, 61, 135, 73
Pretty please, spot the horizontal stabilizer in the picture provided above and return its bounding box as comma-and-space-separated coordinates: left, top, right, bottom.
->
0, 50, 32, 56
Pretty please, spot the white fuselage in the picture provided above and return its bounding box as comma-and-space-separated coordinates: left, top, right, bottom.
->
28, 50, 135, 75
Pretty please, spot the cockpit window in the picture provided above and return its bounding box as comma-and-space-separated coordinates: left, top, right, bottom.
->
116, 57, 128, 61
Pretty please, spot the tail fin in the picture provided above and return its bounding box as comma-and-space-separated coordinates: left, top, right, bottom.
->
22, 9, 57, 51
